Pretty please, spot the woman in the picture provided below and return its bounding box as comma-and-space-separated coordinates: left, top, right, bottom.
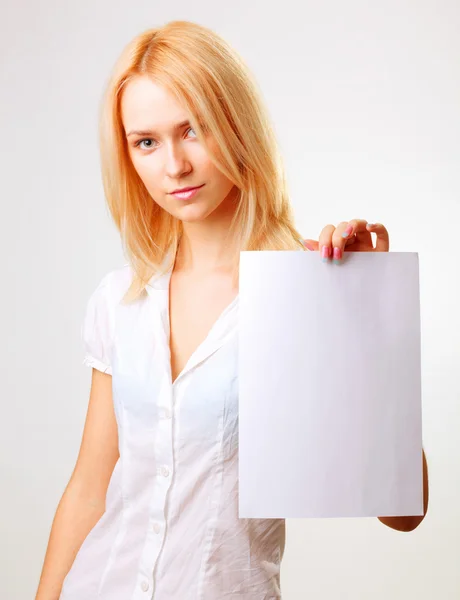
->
35, 20, 406, 600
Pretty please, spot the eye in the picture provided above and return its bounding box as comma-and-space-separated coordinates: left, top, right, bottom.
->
134, 138, 157, 150
133, 127, 198, 152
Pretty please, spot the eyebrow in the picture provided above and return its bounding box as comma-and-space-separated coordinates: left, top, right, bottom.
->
126, 120, 191, 138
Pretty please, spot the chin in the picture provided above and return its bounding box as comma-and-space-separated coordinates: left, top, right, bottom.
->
174, 201, 219, 222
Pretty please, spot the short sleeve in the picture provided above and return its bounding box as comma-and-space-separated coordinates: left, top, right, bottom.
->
81, 273, 114, 375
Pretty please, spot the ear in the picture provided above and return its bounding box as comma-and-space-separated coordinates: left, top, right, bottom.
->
302, 239, 319, 251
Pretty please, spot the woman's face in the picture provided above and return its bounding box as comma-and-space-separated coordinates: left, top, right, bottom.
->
121, 75, 237, 222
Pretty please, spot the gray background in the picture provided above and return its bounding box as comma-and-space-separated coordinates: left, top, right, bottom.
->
1, 1, 459, 598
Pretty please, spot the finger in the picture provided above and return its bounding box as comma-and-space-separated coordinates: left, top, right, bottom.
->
303, 235, 355, 252
332, 220, 352, 246
335, 218, 371, 244
334, 218, 374, 254
331, 221, 356, 261
350, 218, 373, 241
318, 224, 336, 261
344, 233, 358, 247
302, 238, 319, 251
366, 223, 390, 251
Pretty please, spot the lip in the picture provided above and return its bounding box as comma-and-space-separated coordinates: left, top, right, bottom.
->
170, 184, 205, 200
170, 184, 204, 194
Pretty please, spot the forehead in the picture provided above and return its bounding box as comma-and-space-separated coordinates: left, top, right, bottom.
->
121, 76, 188, 131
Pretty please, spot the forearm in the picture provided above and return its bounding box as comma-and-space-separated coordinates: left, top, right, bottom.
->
378, 448, 429, 532
35, 480, 106, 600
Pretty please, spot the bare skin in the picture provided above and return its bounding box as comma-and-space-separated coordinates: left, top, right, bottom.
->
122, 75, 241, 275
35, 370, 119, 599
168, 266, 238, 384
36, 76, 426, 599
121, 76, 242, 383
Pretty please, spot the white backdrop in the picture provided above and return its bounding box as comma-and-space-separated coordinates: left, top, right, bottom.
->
1, 1, 459, 598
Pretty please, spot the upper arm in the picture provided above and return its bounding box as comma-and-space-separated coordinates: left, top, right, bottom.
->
68, 271, 119, 504
69, 369, 119, 505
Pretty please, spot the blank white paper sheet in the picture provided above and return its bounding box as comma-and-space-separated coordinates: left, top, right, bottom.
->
238, 250, 424, 519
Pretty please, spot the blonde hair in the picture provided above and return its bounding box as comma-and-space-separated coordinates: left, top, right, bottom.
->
98, 20, 306, 303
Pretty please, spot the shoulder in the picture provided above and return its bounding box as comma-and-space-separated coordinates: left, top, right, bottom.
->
82, 264, 134, 372
97, 263, 135, 302
84, 263, 137, 322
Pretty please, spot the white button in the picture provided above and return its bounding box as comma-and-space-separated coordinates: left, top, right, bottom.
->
156, 465, 171, 477
153, 522, 161, 534
163, 408, 171, 419
141, 580, 149, 592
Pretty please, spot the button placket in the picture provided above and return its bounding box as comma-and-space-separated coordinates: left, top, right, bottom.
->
135, 375, 176, 597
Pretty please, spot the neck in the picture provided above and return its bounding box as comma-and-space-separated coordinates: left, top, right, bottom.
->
175, 189, 240, 274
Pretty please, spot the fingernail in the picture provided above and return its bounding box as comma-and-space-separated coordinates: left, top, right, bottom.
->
367, 223, 375, 229
333, 247, 342, 264
342, 225, 353, 238
321, 245, 330, 262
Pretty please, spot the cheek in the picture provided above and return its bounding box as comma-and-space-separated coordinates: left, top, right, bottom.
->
201, 158, 226, 186
211, 168, 234, 196
131, 157, 161, 191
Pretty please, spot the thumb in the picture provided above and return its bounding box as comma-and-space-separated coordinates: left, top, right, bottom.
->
302, 239, 319, 251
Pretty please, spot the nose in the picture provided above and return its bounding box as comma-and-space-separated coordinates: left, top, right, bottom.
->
164, 142, 192, 179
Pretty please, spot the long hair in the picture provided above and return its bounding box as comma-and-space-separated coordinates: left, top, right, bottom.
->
98, 20, 306, 303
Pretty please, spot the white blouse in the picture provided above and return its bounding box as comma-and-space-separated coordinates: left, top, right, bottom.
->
59, 252, 286, 600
